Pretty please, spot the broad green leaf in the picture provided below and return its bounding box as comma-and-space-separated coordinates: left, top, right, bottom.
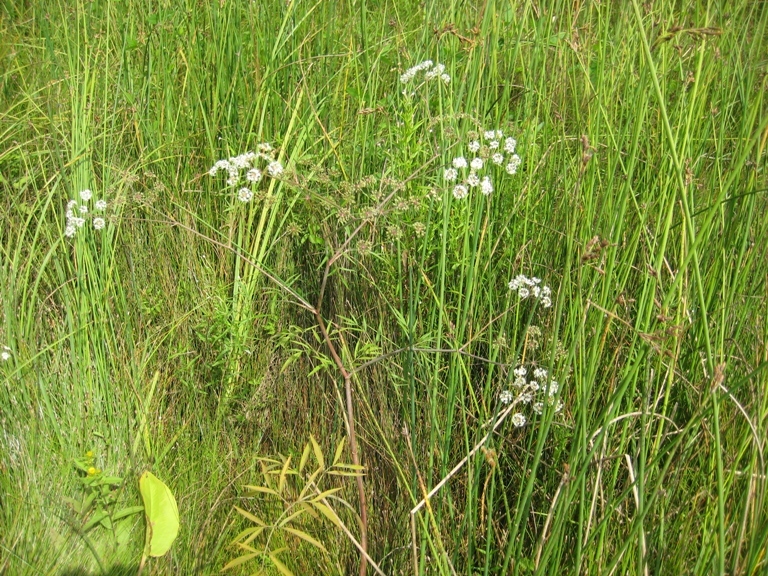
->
309, 435, 324, 469
268, 553, 295, 576
139, 471, 179, 557
283, 527, 327, 552
83, 510, 109, 532
221, 552, 259, 571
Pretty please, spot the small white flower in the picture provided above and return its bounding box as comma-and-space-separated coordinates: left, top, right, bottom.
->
95, 199, 107, 211
1, 349, 10, 362
532, 286, 541, 298
440, 73, 451, 84
467, 173, 480, 187
208, 166, 218, 177
500, 390, 514, 405
506, 154, 521, 175
529, 381, 540, 392
513, 366, 527, 378
532, 277, 541, 284
495, 130, 503, 139
79, 205, 88, 214
67, 200, 78, 210
533, 368, 548, 380
258, 142, 273, 154
489, 140, 499, 150
246, 168, 262, 183
443, 168, 458, 181
65, 225, 76, 237
453, 156, 467, 169
468, 141, 481, 153
73, 217, 86, 228
511, 413, 527, 427
513, 375, 527, 388
518, 287, 530, 298
79, 189, 92, 201
541, 296, 552, 308
93, 217, 106, 230
453, 184, 468, 200
480, 176, 493, 196
492, 153, 504, 165
267, 161, 283, 177
484, 130, 496, 140
470, 157, 483, 170
547, 381, 559, 396
237, 188, 254, 203
504, 137, 517, 153
506, 163, 518, 175
532, 402, 544, 415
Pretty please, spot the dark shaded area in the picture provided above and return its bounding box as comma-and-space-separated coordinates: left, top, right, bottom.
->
58, 567, 137, 576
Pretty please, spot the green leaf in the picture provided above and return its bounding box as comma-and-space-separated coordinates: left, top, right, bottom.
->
332, 437, 346, 466
268, 553, 295, 576
221, 552, 259, 571
311, 487, 343, 502
234, 506, 267, 527
299, 442, 311, 473
112, 505, 144, 521
230, 526, 263, 546
243, 485, 280, 497
311, 502, 341, 527
283, 527, 327, 552
139, 471, 180, 557
278, 455, 292, 495
310, 435, 324, 470
83, 510, 109, 532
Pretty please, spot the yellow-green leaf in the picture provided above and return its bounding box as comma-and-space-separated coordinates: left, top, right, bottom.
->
234, 506, 267, 527
312, 502, 341, 527
332, 437, 346, 466
278, 455, 292, 495
243, 485, 280, 497
283, 527, 327, 552
310, 435, 324, 470
139, 471, 180, 557
221, 552, 259, 571
311, 487, 343, 502
268, 553, 295, 576
299, 442, 311, 473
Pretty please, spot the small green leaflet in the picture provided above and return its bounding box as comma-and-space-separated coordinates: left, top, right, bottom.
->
139, 471, 180, 557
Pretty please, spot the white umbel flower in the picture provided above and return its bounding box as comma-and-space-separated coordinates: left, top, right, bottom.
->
480, 176, 493, 195
246, 168, 262, 183
500, 390, 514, 405
267, 161, 283, 177
79, 189, 92, 201
93, 217, 106, 230
511, 413, 526, 427
453, 184, 468, 199
470, 157, 483, 170
443, 168, 458, 181
492, 153, 504, 165
453, 156, 468, 169
467, 173, 480, 187
237, 188, 254, 203
95, 199, 107, 211
468, 141, 481, 153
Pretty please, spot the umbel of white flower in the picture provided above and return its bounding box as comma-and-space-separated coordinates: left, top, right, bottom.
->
444, 129, 521, 201
64, 190, 108, 238
400, 60, 451, 85
508, 274, 553, 308
209, 143, 283, 203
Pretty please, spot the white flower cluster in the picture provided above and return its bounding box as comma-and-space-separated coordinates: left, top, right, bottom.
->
500, 364, 564, 419
444, 129, 521, 200
508, 274, 552, 308
64, 189, 107, 238
400, 60, 450, 85
1, 345, 11, 362
208, 143, 283, 201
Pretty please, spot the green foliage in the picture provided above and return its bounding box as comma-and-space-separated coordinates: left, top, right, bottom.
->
223, 437, 363, 575
138, 471, 180, 558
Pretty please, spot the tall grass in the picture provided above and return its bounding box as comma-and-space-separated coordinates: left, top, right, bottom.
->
1, 0, 767, 574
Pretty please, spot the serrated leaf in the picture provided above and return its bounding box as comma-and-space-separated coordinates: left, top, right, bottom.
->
139, 471, 180, 557
234, 506, 267, 527
243, 485, 280, 497
332, 437, 346, 466
268, 553, 295, 576
221, 552, 259, 571
311, 502, 341, 527
310, 435, 324, 470
283, 527, 327, 552
299, 442, 311, 473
